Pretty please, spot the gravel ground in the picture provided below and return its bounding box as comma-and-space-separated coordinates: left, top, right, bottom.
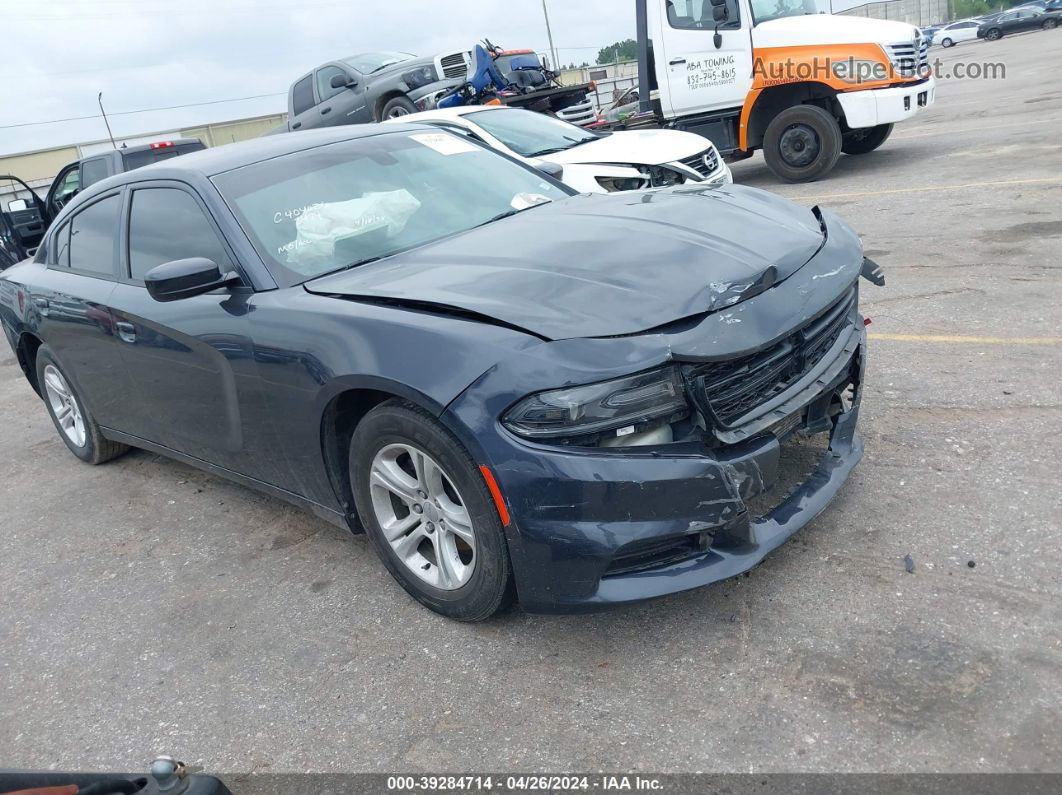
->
1, 30, 1060, 776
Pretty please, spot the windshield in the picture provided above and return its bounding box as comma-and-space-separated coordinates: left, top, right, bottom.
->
750, 0, 830, 24
343, 51, 414, 74
464, 109, 600, 158
212, 131, 571, 287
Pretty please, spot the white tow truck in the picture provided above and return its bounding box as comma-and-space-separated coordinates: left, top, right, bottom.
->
632, 0, 936, 181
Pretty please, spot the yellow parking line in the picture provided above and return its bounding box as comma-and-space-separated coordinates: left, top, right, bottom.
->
792, 176, 1062, 201
869, 333, 1061, 345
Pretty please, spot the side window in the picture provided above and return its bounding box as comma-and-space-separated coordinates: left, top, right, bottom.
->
51, 166, 81, 211
53, 222, 71, 267
316, 66, 348, 101
292, 75, 316, 115
667, 0, 737, 28
69, 195, 121, 276
128, 188, 232, 281
80, 158, 110, 188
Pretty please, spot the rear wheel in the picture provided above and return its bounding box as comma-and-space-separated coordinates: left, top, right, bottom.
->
762, 104, 842, 183
350, 400, 515, 621
35, 346, 128, 464
841, 123, 894, 155
380, 96, 416, 120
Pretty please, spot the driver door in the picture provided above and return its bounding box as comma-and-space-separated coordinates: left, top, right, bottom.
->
656, 0, 753, 118
45, 163, 81, 219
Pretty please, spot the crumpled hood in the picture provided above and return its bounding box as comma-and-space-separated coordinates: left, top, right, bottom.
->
544, 129, 710, 167
305, 185, 826, 340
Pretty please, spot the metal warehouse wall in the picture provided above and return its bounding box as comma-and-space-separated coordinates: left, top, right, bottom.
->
840, 0, 953, 25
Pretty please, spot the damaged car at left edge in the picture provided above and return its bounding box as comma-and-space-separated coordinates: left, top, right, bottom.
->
0, 125, 884, 621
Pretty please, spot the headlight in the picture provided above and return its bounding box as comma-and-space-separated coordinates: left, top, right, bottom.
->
402, 65, 439, 90
832, 59, 889, 83
502, 367, 690, 441
596, 175, 650, 192
639, 165, 686, 188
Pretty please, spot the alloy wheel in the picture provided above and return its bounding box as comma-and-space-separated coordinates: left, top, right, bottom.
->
387, 107, 410, 118
369, 443, 476, 590
42, 364, 86, 448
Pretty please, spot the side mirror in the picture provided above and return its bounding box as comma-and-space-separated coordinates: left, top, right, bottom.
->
330, 74, 355, 89
712, 5, 727, 21
534, 160, 565, 181
144, 257, 237, 302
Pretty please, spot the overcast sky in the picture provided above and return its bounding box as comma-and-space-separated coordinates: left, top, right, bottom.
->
2, 0, 876, 157
0, 0, 644, 156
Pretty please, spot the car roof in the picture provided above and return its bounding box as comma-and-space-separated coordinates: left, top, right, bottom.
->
96, 125, 427, 182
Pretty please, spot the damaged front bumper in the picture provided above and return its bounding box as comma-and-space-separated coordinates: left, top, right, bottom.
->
483, 330, 864, 613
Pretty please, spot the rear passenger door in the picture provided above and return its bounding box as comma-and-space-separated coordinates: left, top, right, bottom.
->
288, 73, 318, 131
30, 192, 134, 429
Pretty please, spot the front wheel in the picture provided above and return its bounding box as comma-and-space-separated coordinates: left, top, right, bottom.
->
762, 104, 843, 183
35, 345, 128, 464
985, 28, 1002, 40
841, 123, 894, 155
380, 96, 416, 120
941, 37, 954, 47
350, 400, 515, 621
1043, 18, 1058, 29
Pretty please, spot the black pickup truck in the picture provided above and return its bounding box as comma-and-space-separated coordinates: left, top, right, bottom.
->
0, 138, 204, 267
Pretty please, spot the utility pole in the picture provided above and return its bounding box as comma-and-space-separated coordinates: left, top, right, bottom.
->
541, 0, 559, 73
98, 92, 117, 150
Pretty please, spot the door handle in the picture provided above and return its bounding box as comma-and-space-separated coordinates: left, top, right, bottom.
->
669, 58, 686, 65
115, 321, 136, 344
292, 121, 302, 130
33, 297, 49, 313
321, 106, 332, 115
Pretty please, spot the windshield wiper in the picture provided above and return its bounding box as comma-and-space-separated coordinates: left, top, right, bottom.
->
474, 203, 548, 228
525, 146, 568, 157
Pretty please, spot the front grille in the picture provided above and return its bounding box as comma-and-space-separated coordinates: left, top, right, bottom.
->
885, 38, 929, 78
556, 99, 597, 126
439, 51, 470, 80
677, 147, 721, 178
689, 288, 856, 427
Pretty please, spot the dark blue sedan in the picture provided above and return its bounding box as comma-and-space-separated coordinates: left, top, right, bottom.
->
0, 125, 877, 619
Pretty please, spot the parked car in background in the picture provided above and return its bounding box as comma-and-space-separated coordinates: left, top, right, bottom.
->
1046, 0, 1062, 13
935, 19, 982, 46
0, 124, 878, 620
0, 139, 204, 263
978, 8, 1058, 38
921, 24, 945, 44
279, 51, 465, 132
388, 105, 732, 192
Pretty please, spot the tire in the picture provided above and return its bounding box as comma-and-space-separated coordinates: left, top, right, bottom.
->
762, 104, 843, 183
841, 123, 894, 155
35, 345, 128, 465
379, 96, 416, 120
941, 37, 954, 47
1044, 18, 1058, 29
350, 400, 515, 621
985, 28, 1002, 40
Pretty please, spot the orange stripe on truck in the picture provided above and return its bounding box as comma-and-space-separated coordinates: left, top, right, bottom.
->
738, 43, 918, 151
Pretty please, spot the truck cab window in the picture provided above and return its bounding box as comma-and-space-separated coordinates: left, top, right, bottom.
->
80, 158, 110, 189
292, 75, 315, 115
316, 66, 348, 101
51, 166, 81, 211
667, 0, 740, 28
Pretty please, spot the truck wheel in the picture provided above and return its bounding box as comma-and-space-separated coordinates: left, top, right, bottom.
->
841, 123, 894, 155
941, 37, 954, 47
380, 96, 416, 119
763, 104, 842, 183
